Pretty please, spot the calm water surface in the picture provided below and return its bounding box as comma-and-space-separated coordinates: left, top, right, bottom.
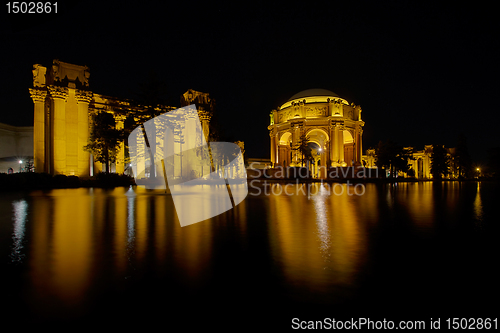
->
1, 181, 498, 329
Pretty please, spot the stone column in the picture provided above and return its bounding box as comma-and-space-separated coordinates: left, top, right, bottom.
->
75, 90, 93, 177
29, 88, 47, 173
358, 128, 363, 164
320, 146, 327, 178
184, 110, 198, 177
173, 120, 183, 179
269, 129, 276, 166
332, 124, 339, 166
338, 126, 344, 165
115, 114, 126, 174
198, 109, 211, 143
48, 86, 69, 175
353, 127, 359, 164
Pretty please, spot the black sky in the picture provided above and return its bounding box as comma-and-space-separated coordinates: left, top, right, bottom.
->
1, 1, 498, 163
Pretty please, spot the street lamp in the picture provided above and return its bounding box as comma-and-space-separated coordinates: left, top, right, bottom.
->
19, 160, 22, 172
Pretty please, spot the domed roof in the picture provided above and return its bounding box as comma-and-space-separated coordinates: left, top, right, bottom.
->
287, 88, 339, 101
279, 88, 346, 110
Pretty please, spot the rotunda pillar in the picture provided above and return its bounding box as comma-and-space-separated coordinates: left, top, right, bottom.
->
338, 126, 345, 165
269, 130, 276, 166
114, 114, 126, 175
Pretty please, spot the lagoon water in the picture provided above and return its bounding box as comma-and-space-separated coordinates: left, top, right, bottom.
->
1, 181, 498, 329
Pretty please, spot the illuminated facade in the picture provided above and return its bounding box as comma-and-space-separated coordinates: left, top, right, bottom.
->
268, 89, 365, 177
362, 145, 459, 179
29, 60, 213, 177
0, 122, 33, 173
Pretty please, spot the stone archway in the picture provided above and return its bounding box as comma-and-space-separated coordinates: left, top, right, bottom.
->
417, 158, 423, 179
343, 130, 354, 166
305, 129, 329, 178
307, 141, 321, 178
268, 89, 365, 174
277, 132, 292, 167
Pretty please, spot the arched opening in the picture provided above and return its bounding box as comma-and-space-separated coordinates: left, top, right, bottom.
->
343, 130, 354, 166
278, 132, 292, 167
307, 141, 321, 178
417, 158, 423, 179
306, 129, 329, 148
303, 129, 329, 177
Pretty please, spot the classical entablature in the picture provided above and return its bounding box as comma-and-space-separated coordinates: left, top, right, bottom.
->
29, 59, 213, 177
268, 89, 365, 177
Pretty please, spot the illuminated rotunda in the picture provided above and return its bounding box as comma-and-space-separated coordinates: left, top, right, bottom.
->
268, 89, 364, 177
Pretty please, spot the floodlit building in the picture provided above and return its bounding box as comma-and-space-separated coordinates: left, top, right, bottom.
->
362, 145, 459, 179
28, 59, 214, 177
0, 123, 33, 173
268, 89, 364, 178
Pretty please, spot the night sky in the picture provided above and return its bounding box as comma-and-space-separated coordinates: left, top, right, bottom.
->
2, 1, 498, 163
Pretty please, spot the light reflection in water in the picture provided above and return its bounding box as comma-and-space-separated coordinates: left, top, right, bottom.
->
126, 187, 136, 247
10, 199, 28, 263
474, 182, 483, 224
50, 189, 92, 303
4, 181, 492, 321
311, 184, 331, 262
400, 182, 435, 231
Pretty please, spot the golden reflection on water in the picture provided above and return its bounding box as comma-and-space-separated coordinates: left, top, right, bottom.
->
50, 189, 93, 303
474, 182, 483, 223
311, 185, 330, 259
12, 181, 479, 312
267, 183, 368, 288
397, 182, 436, 230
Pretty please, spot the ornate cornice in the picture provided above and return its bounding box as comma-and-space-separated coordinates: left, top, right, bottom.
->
114, 114, 127, 122
47, 85, 69, 100
75, 89, 93, 104
29, 88, 47, 103
198, 110, 211, 121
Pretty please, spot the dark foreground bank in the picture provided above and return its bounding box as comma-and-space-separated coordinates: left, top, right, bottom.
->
0, 172, 135, 191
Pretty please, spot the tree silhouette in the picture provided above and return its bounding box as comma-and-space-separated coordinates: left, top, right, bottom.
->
430, 144, 450, 180
84, 111, 123, 173
292, 133, 313, 167
375, 140, 413, 178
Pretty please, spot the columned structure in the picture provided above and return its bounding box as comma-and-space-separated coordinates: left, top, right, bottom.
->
29, 60, 214, 177
268, 89, 365, 177
28, 88, 47, 173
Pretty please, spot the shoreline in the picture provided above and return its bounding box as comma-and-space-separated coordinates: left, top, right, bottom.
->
0, 172, 494, 192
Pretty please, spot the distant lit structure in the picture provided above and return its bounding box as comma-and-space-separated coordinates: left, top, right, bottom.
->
29, 60, 214, 177
268, 89, 365, 178
0, 122, 33, 173
362, 145, 460, 179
